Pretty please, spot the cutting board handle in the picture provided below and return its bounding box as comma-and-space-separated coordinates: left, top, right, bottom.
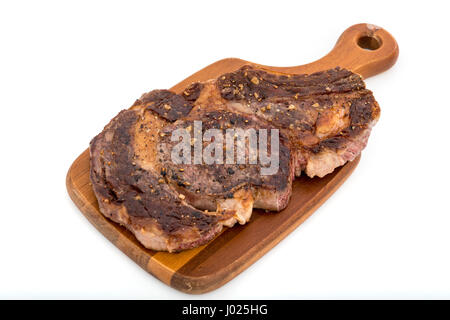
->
258, 23, 399, 79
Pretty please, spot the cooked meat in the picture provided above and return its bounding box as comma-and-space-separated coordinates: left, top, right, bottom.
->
90, 66, 380, 252
90, 109, 237, 252
158, 108, 293, 214
214, 66, 380, 178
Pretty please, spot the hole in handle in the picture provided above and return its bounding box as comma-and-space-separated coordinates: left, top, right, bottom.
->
357, 35, 382, 50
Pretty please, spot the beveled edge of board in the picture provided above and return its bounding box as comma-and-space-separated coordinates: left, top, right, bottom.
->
66, 147, 360, 294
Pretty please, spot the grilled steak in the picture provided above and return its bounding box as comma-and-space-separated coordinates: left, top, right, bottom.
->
90, 66, 380, 252
214, 66, 380, 178
158, 107, 293, 215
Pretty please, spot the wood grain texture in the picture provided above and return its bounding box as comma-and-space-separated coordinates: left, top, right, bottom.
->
66, 23, 398, 294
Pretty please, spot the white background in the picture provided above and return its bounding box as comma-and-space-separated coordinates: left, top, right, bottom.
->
1, 0, 449, 299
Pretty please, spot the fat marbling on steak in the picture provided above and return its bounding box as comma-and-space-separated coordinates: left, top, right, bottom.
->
89, 66, 380, 252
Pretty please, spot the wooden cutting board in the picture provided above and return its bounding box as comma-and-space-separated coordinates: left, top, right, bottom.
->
66, 23, 399, 294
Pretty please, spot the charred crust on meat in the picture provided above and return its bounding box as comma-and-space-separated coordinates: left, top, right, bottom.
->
217, 65, 366, 103
137, 89, 195, 122
182, 82, 204, 102
90, 110, 220, 234
349, 91, 379, 126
